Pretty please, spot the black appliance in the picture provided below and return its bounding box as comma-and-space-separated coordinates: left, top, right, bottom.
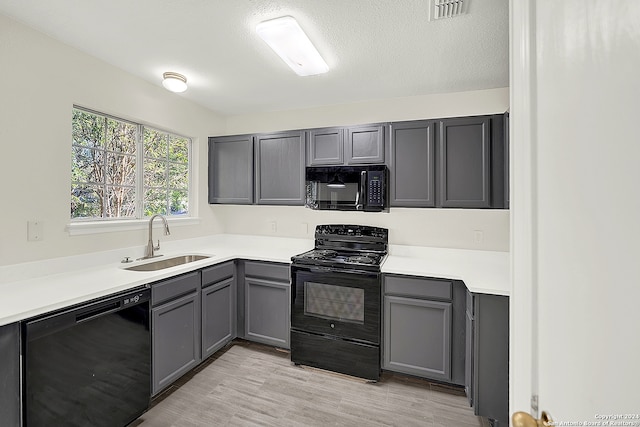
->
305, 165, 388, 212
290, 224, 388, 381
23, 287, 151, 427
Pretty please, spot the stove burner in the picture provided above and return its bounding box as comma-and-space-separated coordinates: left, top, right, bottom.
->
303, 250, 338, 260
346, 255, 377, 265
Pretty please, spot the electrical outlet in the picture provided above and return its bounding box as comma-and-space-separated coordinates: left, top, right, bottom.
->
27, 220, 43, 241
474, 230, 484, 244
269, 221, 277, 233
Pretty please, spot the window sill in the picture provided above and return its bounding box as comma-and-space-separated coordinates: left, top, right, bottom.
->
66, 217, 200, 236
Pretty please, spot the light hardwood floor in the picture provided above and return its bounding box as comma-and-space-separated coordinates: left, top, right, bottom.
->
134, 341, 489, 427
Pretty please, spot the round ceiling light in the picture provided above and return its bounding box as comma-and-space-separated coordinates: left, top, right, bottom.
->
162, 72, 188, 93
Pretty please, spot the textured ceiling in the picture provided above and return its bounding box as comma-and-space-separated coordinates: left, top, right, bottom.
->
0, 0, 509, 116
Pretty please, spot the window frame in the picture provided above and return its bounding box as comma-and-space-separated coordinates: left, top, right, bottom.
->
68, 106, 195, 234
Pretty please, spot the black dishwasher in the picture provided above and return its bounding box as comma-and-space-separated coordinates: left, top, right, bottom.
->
23, 286, 151, 427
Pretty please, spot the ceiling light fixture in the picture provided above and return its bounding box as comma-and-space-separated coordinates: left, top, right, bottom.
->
162, 72, 188, 93
256, 16, 329, 77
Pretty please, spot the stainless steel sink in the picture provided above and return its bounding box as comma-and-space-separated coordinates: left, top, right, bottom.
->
124, 255, 211, 272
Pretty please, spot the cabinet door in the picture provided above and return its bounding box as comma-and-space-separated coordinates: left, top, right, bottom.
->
389, 121, 436, 207
307, 127, 344, 165
245, 277, 290, 348
465, 292, 474, 407
504, 112, 510, 209
255, 131, 305, 205
152, 291, 201, 395
201, 277, 236, 359
208, 135, 254, 204
438, 117, 491, 208
383, 295, 452, 381
345, 124, 385, 164
0, 323, 20, 426
473, 294, 509, 424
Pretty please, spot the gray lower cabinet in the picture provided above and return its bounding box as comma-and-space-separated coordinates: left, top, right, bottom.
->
243, 261, 291, 349
383, 275, 453, 382
208, 134, 254, 204
389, 120, 436, 207
0, 322, 20, 427
465, 291, 475, 407
201, 262, 236, 359
151, 271, 201, 395
466, 292, 509, 426
255, 131, 305, 205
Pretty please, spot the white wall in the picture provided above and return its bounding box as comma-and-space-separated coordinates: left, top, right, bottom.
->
511, 0, 640, 420
213, 206, 509, 251
225, 88, 510, 134
0, 14, 226, 266
220, 87, 511, 251
0, 12, 510, 267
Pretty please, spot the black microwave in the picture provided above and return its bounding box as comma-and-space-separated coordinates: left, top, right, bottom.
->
305, 165, 388, 212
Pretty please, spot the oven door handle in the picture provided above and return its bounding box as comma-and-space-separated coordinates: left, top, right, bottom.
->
296, 265, 380, 277
308, 266, 334, 273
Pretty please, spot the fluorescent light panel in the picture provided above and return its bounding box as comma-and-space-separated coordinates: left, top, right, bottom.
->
256, 16, 329, 76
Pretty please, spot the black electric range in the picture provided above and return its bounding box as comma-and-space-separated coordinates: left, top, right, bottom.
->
290, 224, 389, 381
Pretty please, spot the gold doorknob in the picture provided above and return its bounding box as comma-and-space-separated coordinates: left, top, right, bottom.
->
512, 411, 553, 427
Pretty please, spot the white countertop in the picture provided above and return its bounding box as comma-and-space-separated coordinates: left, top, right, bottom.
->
0, 234, 510, 327
384, 245, 510, 296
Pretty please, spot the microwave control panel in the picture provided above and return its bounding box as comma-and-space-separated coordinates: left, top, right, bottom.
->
367, 171, 385, 207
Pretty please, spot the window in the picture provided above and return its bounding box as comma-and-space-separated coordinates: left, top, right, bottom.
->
71, 107, 190, 221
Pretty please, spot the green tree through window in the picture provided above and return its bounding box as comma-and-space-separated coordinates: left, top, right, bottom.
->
71, 107, 190, 220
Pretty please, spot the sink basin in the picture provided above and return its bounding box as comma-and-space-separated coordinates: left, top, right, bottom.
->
125, 255, 211, 272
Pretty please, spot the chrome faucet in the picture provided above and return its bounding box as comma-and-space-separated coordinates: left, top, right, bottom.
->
143, 214, 170, 259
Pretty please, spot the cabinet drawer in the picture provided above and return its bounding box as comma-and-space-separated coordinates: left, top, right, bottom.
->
244, 261, 290, 282
202, 261, 235, 287
152, 271, 200, 306
384, 275, 452, 300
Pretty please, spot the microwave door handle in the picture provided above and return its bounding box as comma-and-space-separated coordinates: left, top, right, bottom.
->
356, 171, 366, 210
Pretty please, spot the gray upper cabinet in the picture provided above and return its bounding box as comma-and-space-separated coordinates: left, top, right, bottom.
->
208, 114, 507, 208
389, 120, 436, 207
307, 127, 344, 165
307, 124, 385, 166
208, 135, 254, 204
255, 131, 305, 205
438, 116, 492, 208
346, 124, 385, 164
504, 112, 510, 209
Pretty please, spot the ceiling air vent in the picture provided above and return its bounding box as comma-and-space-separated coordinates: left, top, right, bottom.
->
429, 0, 468, 20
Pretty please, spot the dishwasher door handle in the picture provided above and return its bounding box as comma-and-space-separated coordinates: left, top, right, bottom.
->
76, 301, 121, 323
24, 287, 150, 341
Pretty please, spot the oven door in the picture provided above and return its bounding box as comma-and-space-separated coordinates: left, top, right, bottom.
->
291, 265, 380, 345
